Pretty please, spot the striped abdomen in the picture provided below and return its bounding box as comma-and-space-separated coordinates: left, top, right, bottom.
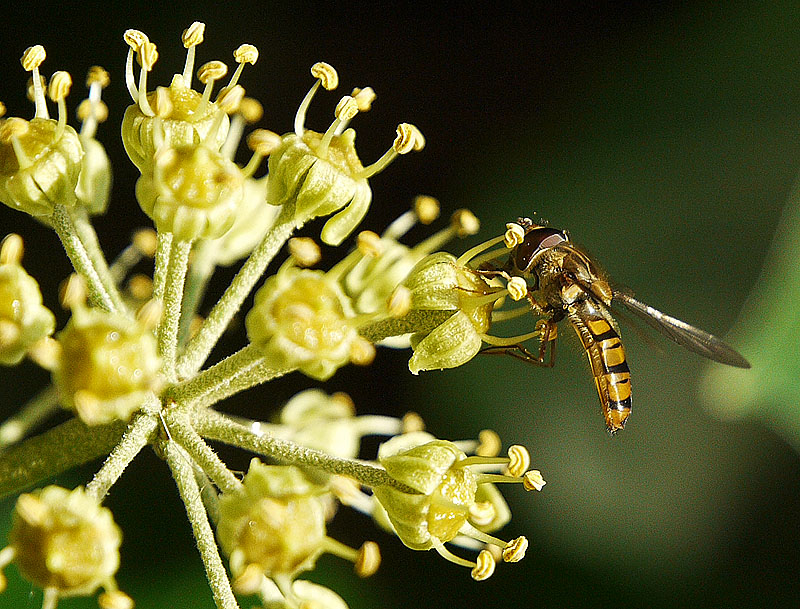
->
567, 299, 632, 433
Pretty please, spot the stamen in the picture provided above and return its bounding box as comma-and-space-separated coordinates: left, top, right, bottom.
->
357, 231, 384, 257
222, 97, 264, 159
123, 29, 148, 101
0, 118, 33, 169
477, 429, 502, 457
459, 521, 508, 550
504, 221, 525, 248
401, 411, 425, 432
387, 285, 412, 318
349, 337, 376, 366
522, 470, 546, 491
181, 22, 206, 85
206, 84, 243, 144
287, 237, 321, 267
241, 128, 281, 177
471, 549, 496, 581
98, 590, 134, 609
505, 445, 530, 477
197, 60, 228, 112
335, 86, 376, 134
355, 541, 381, 577
47, 71, 72, 140
59, 274, 87, 310
411, 208, 480, 257
136, 41, 159, 117
507, 276, 528, 301
501, 536, 528, 563
479, 329, 542, 347
414, 195, 440, 224
429, 536, 475, 569
0, 234, 24, 265
77, 100, 109, 137
227, 44, 259, 91
238, 97, 263, 124
358, 123, 424, 180
21, 45, 48, 119
455, 234, 506, 266
294, 62, 338, 137
468, 501, 497, 526
318, 95, 359, 159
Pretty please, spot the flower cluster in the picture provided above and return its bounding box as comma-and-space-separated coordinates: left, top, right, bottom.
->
0, 24, 546, 609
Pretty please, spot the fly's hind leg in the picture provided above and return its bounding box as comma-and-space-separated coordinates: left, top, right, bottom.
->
481, 318, 558, 367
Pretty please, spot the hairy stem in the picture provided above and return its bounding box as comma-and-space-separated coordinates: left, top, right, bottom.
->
192, 408, 419, 494
163, 440, 240, 609
359, 309, 455, 343
152, 231, 173, 302
178, 239, 218, 346
176, 203, 300, 377
0, 417, 126, 499
51, 204, 118, 313
167, 344, 292, 409
85, 400, 161, 501
165, 409, 241, 494
159, 238, 192, 381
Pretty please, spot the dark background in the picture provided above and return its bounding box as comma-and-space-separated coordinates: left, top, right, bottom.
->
1, 2, 799, 608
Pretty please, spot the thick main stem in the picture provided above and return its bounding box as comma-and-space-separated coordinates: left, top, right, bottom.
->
163, 440, 240, 609
176, 203, 299, 377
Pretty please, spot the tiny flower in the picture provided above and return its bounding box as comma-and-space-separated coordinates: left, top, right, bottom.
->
3, 485, 128, 605
217, 461, 380, 591
372, 435, 539, 579
52, 301, 161, 425
267, 63, 424, 245
0, 234, 56, 365
135, 143, 245, 241
245, 265, 363, 381
0, 48, 84, 217
75, 66, 112, 215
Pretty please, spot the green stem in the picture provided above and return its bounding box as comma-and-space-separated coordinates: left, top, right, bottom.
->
69, 206, 128, 313
163, 439, 240, 609
0, 417, 126, 499
167, 344, 291, 409
178, 239, 218, 346
85, 401, 161, 501
152, 231, 173, 302
159, 238, 192, 381
191, 408, 418, 494
358, 310, 455, 343
0, 385, 60, 451
165, 409, 241, 494
176, 203, 300, 378
51, 204, 118, 313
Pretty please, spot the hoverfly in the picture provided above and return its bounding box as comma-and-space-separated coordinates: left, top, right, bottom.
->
481, 218, 750, 434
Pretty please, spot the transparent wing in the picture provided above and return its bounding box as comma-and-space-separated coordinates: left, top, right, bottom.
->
612, 291, 750, 368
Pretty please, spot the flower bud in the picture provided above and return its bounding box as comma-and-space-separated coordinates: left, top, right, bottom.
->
52, 306, 161, 425
0, 117, 83, 217
245, 266, 359, 380
8, 486, 123, 598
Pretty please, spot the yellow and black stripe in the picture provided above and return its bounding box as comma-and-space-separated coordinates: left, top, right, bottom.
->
568, 299, 632, 433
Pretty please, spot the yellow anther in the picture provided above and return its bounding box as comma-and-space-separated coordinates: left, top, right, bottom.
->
470, 549, 496, 581
356, 230, 383, 258
0, 102, 5, 118
0, 117, 29, 143
127, 275, 154, 301
331, 391, 357, 415
522, 470, 546, 491
98, 589, 135, 609
387, 285, 412, 318
233, 44, 259, 65
0, 234, 24, 265
335, 95, 359, 121
246, 129, 282, 156
59, 274, 87, 310
355, 541, 381, 577
505, 445, 530, 477
86, 66, 110, 88
287, 237, 321, 267
502, 536, 528, 563
132, 228, 158, 257
197, 60, 228, 84
350, 336, 376, 366
182, 22, 206, 48
469, 501, 497, 527
393, 123, 425, 154
507, 276, 528, 302
401, 410, 425, 433
232, 563, 263, 596
123, 29, 149, 50
27, 336, 60, 371
136, 299, 163, 331
451, 209, 480, 237
77, 99, 109, 123
138, 41, 159, 71
216, 84, 244, 113
351, 86, 376, 111
476, 429, 501, 457
504, 222, 526, 249
311, 61, 338, 90
238, 97, 263, 123
21, 45, 46, 71
47, 71, 72, 102
413, 195, 440, 224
